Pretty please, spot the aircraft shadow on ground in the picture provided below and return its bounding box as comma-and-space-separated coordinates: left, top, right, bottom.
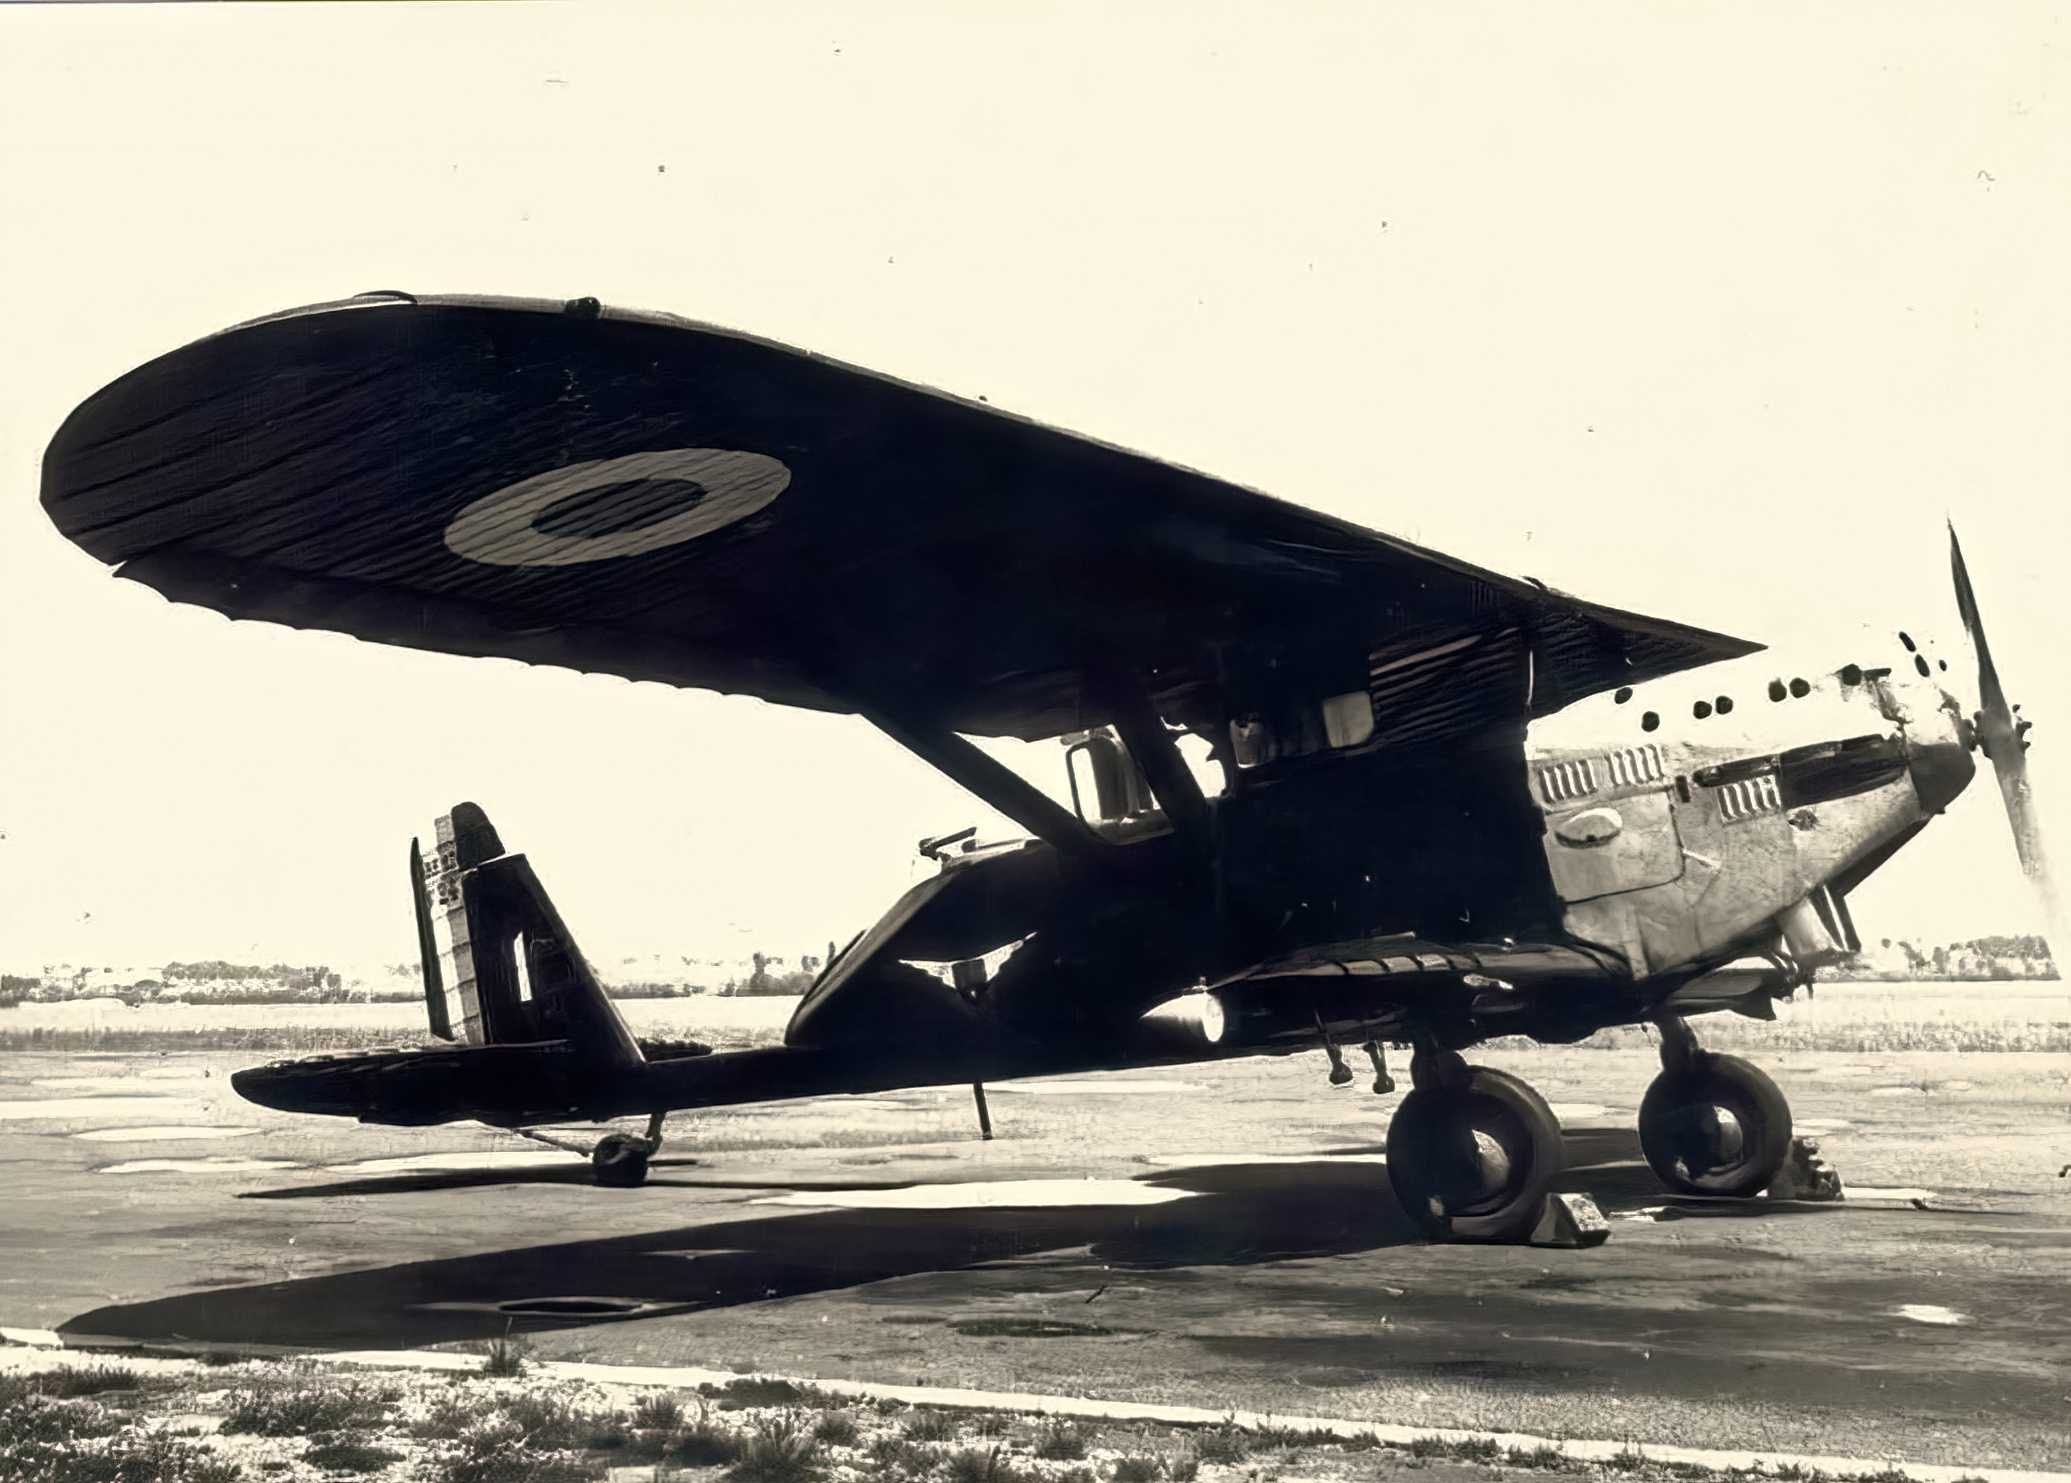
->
63, 1131, 1826, 1351
65, 1160, 1430, 1350
231, 1159, 842, 1201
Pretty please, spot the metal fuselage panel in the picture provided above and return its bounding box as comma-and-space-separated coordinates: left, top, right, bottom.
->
1526, 648, 1973, 977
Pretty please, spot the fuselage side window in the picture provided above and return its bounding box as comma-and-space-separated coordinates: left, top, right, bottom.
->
1230, 690, 1377, 768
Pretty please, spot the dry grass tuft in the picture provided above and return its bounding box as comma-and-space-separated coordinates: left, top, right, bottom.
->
726, 1412, 824, 1483
1032, 1419, 1090, 1461
219, 1378, 392, 1435
901, 1407, 960, 1442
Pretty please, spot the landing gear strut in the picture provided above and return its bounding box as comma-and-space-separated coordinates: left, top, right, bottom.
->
1639, 1016, 1791, 1197
591, 1111, 667, 1188
1384, 1043, 1564, 1243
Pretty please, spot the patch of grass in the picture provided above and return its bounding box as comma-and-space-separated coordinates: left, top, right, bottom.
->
0, 1025, 441, 1055
970, 1413, 1012, 1440
1033, 1420, 1090, 1461
704, 1377, 821, 1410
303, 1436, 406, 1474
632, 1393, 685, 1433
0, 1430, 242, 1483
868, 1436, 933, 1476
411, 1391, 493, 1441
902, 1408, 959, 1443
1507, 1444, 1570, 1470
1111, 1456, 1162, 1483
479, 1335, 530, 1379
811, 1410, 861, 1447
1167, 1458, 1199, 1483
1407, 1435, 1502, 1464
26, 1365, 145, 1399
946, 1444, 1031, 1483
1190, 1424, 1247, 1466
498, 1392, 625, 1451
659, 1410, 744, 1468
429, 1427, 604, 1483
0, 1394, 121, 1448
1254, 1423, 1341, 1452
220, 1381, 390, 1436
726, 1413, 823, 1483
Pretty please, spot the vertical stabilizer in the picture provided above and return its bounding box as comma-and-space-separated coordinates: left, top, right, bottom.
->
412, 803, 645, 1071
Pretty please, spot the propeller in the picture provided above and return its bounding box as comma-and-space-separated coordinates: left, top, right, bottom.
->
1949, 523, 2060, 937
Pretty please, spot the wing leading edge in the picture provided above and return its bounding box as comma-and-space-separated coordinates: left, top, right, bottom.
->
43, 293, 1756, 743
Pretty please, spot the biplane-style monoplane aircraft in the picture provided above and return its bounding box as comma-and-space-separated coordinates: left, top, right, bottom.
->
40, 292, 2050, 1243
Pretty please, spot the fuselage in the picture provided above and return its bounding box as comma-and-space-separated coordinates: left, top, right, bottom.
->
236, 629, 1978, 1130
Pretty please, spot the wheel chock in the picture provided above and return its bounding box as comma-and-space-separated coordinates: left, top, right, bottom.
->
1764, 1136, 1845, 1201
1529, 1192, 1610, 1248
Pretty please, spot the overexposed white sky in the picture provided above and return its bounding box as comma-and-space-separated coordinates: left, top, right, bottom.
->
2, 3, 2067, 972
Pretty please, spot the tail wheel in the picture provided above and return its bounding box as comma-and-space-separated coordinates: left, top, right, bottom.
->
1385, 1066, 1564, 1243
591, 1132, 654, 1188
1639, 1052, 1791, 1197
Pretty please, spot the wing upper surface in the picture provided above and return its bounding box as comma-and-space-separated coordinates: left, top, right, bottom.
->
43, 293, 1756, 741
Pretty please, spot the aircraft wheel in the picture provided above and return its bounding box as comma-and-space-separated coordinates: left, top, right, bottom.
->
1639, 1052, 1791, 1197
591, 1133, 653, 1188
1385, 1066, 1563, 1243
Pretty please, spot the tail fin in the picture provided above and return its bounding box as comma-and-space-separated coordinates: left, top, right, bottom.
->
410, 803, 644, 1070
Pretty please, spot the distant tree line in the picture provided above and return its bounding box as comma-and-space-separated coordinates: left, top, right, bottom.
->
1, 948, 830, 1006
1833, 935, 2058, 982
163, 962, 344, 992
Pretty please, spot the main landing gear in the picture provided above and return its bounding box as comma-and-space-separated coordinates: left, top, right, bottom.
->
1375, 1014, 1796, 1241
1638, 1015, 1792, 1197
1384, 1043, 1564, 1243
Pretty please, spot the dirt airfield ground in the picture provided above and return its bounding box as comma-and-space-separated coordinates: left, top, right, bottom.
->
2, 989, 2068, 1474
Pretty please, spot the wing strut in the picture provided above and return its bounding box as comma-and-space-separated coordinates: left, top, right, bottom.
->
861, 703, 1110, 858
1101, 682, 1212, 857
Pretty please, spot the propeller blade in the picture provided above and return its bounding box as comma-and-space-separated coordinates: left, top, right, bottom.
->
1949, 524, 2058, 929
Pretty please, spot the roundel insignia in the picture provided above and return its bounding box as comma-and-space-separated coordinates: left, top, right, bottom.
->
444, 448, 791, 567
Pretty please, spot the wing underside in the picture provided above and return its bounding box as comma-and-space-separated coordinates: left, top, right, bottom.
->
44, 293, 1756, 743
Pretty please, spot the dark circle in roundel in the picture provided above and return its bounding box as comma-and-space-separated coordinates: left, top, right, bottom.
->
532, 478, 709, 540
1915, 654, 1932, 678
1693, 700, 1713, 720
1769, 679, 1787, 702
1715, 695, 1734, 715
1641, 711, 1660, 732
1614, 687, 1634, 704
1789, 677, 1811, 698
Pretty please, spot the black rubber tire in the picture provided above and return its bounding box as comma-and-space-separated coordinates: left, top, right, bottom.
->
1639, 1052, 1792, 1197
591, 1134, 653, 1188
1385, 1066, 1564, 1243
